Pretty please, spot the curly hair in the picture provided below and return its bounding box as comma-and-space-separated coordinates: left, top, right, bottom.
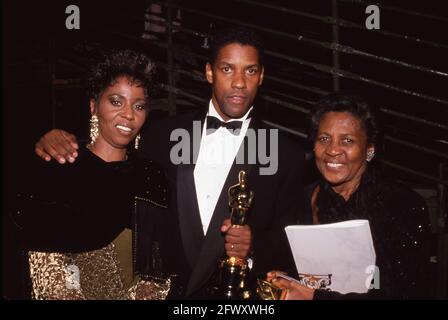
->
309, 93, 379, 146
209, 26, 264, 66
86, 49, 155, 102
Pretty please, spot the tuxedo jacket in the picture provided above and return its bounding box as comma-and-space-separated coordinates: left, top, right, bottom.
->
140, 109, 305, 299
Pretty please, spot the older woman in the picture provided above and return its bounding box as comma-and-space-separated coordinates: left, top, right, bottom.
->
268, 94, 436, 299
13, 49, 169, 299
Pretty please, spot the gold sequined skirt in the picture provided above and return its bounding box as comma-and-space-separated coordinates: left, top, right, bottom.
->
28, 243, 171, 300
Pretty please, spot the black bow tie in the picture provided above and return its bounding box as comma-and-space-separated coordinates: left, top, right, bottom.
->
206, 116, 243, 135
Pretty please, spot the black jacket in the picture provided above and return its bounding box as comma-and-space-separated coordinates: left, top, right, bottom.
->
140, 110, 306, 299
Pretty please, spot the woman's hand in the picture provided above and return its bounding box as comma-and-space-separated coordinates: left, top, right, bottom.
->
267, 271, 316, 300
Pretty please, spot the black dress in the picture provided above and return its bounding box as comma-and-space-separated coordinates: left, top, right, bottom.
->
302, 168, 437, 299
11, 147, 169, 299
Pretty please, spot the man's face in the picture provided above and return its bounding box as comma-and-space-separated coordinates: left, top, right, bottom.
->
206, 43, 264, 121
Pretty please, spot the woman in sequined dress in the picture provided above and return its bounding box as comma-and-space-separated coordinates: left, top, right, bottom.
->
268, 94, 437, 299
14, 49, 170, 300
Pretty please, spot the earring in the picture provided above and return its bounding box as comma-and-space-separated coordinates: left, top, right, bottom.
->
366, 149, 375, 162
134, 134, 141, 150
89, 115, 99, 145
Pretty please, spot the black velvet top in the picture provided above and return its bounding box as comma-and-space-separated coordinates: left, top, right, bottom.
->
15, 147, 168, 253
10, 147, 170, 299
303, 168, 437, 299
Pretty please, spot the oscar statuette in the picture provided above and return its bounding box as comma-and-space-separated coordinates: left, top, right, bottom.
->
212, 170, 254, 299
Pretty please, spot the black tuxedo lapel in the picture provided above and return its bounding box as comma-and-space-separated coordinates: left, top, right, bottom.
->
176, 111, 206, 269
177, 163, 205, 270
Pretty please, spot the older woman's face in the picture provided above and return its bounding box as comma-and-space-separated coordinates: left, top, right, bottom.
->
91, 76, 147, 150
314, 111, 372, 190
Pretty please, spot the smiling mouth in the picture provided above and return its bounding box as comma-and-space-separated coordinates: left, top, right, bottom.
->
115, 124, 133, 134
325, 162, 344, 169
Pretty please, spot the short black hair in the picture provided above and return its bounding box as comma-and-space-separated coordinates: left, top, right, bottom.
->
86, 49, 155, 102
309, 93, 379, 145
209, 26, 264, 66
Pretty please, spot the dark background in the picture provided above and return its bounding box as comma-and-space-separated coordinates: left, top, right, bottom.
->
2, 0, 447, 299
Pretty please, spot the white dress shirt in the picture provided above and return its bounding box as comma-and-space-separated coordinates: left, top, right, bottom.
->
194, 100, 253, 235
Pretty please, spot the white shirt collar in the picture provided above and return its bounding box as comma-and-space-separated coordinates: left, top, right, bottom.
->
208, 99, 253, 123
195, 100, 254, 235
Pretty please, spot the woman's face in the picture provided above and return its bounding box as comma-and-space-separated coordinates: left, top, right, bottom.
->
314, 111, 373, 191
91, 76, 147, 150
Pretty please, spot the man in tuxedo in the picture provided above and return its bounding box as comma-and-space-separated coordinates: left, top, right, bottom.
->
35, 27, 305, 299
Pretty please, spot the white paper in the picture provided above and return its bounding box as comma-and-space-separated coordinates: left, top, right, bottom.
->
285, 219, 376, 294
